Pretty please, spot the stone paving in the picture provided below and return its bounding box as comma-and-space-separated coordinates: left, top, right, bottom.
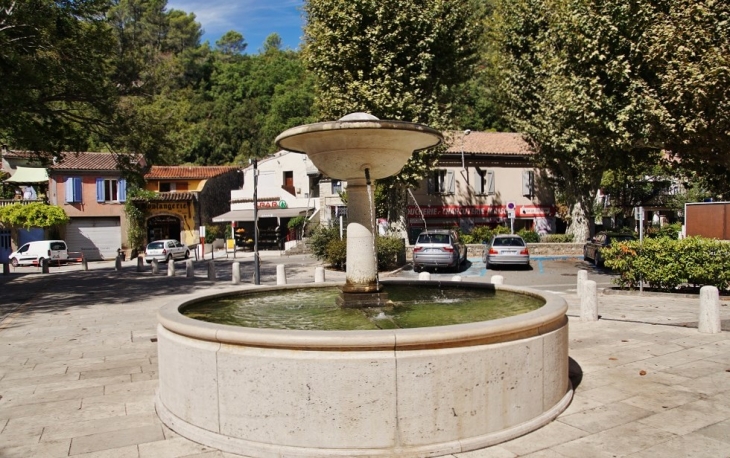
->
0, 255, 729, 457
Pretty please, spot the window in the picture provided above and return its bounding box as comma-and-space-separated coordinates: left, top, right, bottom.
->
96, 178, 126, 203
427, 170, 455, 195
522, 171, 535, 197
331, 180, 342, 194
65, 177, 82, 203
472, 169, 495, 195
160, 182, 173, 192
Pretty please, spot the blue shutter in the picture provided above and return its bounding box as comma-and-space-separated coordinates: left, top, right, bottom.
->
65, 178, 73, 203
96, 178, 104, 202
119, 179, 127, 202
74, 177, 82, 203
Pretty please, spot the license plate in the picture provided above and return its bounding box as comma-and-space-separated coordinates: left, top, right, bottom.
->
502, 250, 517, 254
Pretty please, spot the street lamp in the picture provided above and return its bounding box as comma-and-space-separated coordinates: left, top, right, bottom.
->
251, 158, 260, 285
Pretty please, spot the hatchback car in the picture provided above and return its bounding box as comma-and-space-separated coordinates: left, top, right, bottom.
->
144, 239, 190, 263
583, 232, 635, 267
483, 234, 530, 268
412, 229, 467, 272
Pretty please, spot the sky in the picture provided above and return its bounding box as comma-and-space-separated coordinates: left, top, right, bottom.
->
167, 0, 305, 53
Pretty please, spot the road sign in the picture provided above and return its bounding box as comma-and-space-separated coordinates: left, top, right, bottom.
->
506, 201, 516, 210
507, 209, 516, 219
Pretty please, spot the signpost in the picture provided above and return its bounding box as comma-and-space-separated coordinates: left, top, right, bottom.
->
199, 225, 206, 259
507, 202, 516, 234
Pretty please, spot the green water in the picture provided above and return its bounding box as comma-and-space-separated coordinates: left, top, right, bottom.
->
182, 285, 544, 330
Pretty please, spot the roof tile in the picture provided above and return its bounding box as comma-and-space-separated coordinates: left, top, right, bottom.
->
145, 166, 239, 180
50, 152, 142, 171
444, 132, 533, 156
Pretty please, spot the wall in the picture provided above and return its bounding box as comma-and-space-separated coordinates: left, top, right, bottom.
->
240, 151, 316, 200
685, 202, 730, 240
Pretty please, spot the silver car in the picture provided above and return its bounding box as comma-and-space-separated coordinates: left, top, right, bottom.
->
483, 234, 530, 268
412, 229, 467, 272
145, 239, 190, 263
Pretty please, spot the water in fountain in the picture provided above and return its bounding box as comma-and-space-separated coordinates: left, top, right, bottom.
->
364, 167, 380, 294
407, 187, 427, 232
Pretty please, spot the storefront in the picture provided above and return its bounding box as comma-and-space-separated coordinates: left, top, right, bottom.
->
145, 199, 196, 246
213, 203, 312, 251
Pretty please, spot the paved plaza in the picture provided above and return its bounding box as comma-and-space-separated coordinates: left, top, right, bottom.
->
1, 254, 729, 457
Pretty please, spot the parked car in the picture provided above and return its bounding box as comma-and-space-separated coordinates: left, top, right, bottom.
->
583, 232, 635, 267
483, 234, 530, 268
144, 239, 190, 263
9, 240, 69, 267
412, 229, 467, 272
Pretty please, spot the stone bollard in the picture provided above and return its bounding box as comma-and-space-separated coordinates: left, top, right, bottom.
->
452, 275, 462, 282
277, 264, 287, 285
699, 285, 721, 334
167, 259, 176, 277
577, 269, 588, 297
2, 262, 8, 275
115, 255, 122, 272
207, 260, 216, 281
418, 271, 431, 281
580, 280, 598, 322
232, 262, 241, 285
315, 266, 325, 283
82, 256, 88, 271
41, 257, 49, 274
152, 259, 159, 274
491, 275, 504, 285
186, 259, 194, 278
136, 256, 144, 272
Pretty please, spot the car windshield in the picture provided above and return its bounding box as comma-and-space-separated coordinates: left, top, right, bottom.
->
493, 237, 525, 247
148, 242, 165, 250
417, 233, 450, 244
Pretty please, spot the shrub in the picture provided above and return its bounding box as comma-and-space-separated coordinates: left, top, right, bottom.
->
377, 236, 405, 271
646, 222, 682, 240
309, 225, 341, 261
468, 225, 511, 244
517, 229, 540, 243
326, 238, 347, 270
539, 234, 575, 243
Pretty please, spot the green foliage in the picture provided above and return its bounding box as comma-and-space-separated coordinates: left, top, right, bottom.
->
539, 234, 575, 243
204, 225, 222, 244
517, 229, 540, 243
124, 188, 156, 251
325, 238, 348, 270
0, 203, 69, 229
287, 216, 306, 230
603, 237, 730, 291
309, 225, 341, 261
646, 223, 682, 240
376, 236, 405, 271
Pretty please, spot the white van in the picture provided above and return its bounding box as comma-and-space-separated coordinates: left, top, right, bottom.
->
9, 240, 69, 267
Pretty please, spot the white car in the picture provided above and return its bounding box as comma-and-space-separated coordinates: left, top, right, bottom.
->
9, 240, 69, 267
144, 239, 190, 263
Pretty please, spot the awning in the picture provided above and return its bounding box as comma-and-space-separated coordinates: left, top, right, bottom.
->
212, 207, 312, 222
4, 166, 49, 184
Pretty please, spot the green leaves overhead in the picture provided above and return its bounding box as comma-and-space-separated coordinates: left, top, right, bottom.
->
0, 203, 70, 229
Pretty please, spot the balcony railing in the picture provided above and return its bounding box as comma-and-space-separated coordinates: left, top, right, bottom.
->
0, 199, 46, 207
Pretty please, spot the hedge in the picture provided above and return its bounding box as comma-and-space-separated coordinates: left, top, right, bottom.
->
602, 237, 730, 291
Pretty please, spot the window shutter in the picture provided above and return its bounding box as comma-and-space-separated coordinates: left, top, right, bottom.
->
65, 178, 73, 203
119, 179, 127, 202
472, 169, 482, 194
427, 174, 435, 194
487, 170, 495, 195
96, 178, 104, 202
522, 171, 534, 197
446, 171, 455, 194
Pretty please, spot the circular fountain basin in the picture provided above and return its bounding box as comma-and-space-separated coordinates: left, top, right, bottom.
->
155, 281, 572, 457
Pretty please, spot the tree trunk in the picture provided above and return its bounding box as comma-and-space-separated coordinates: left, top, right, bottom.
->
566, 201, 592, 243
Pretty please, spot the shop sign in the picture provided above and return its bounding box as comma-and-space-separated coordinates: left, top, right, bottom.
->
258, 201, 288, 209
148, 202, 189, 211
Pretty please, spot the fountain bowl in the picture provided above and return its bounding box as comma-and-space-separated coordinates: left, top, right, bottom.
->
155, 280, 572, 457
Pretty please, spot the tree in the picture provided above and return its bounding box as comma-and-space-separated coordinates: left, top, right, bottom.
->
303, 0, 483, 227
0, 0, 118, 160
0, 202, 69, 229
216, 30, 247, 55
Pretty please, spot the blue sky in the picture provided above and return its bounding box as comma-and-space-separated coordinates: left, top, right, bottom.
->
167, 0, 305, 53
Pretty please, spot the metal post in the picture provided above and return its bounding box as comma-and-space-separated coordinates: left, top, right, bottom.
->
639, 206, 644, 293
253, 158, 260, 285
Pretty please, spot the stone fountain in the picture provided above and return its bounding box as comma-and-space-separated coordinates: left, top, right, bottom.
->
275, 112, 442, 306
154, 114, 572, 457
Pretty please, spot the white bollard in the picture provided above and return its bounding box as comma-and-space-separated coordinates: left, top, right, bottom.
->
277, 264, 287, 285
207, 260, 216, 281
151, 259, 159, 274
315, 266, 325, 283
418, 271, 431, 281
451, 275, 462, 282
232, 262, 241, 284
115, 256, 122, 272
581, 280, 598, 322
490, 275, 504, 285
186, 259, 194, 278
167, 259, 175, 277
136, 256, 144, 272
577, 269, 588, 297
699, 286, 721, 334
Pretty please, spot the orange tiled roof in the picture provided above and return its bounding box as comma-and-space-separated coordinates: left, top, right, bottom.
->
50, 152, 143, 170
444, 132, 533, 156
145, 166, 239, 180
2, 150, 38, 159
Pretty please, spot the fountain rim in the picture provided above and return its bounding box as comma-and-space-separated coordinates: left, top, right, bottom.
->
274, 119, 444, 155
158, 280, 568, 352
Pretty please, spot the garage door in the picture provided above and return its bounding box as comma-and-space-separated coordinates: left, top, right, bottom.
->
66, 218, 121, 261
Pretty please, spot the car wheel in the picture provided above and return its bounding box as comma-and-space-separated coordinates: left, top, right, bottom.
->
11, 258, 18, 267
413, 264, 422, 273
184, 250, 190, 259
